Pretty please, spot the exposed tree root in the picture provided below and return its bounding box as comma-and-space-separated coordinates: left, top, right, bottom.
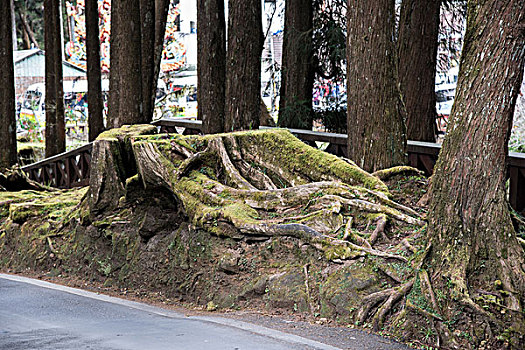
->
328, 237, 408, 262
369, 214, 387, 246
89, 127, 435, 341
177, 146, 212, 180
2, 166, 51, 191
357, 280, 414, 329
401, 238, 417, 254
371, 166, 423, 181
354, 242, 435, 333
375, 265, 403, 284
225, 135, 278, 190
169, 140, 194, 158
46, 236, 59, 256
123, 130, 428, 265
343, 216, 373, 249
373, 280, 414, 330
518, 237, 525, 249
419, 269, 440, 314
406, 299, 443, 321
209, 138, 257, 190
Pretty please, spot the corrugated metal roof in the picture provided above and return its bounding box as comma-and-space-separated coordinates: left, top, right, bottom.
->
13, 50, 86, 77
14, 49, 42, 63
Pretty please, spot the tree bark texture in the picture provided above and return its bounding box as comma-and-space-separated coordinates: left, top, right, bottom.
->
11, 0, 17, 51
19, 11, 39, 49
225, 0, 263, 131
140, 0, 155, 123
152, 0, 170, 119
108, 0, 121, 127
0, 0, 17, 169
109, 0, 168, 128
427, 0, 525, 328
110, 0, 145, 128
86, 0, 104, 141
198, 0, 226, 134
88, 125, 423, 250
397, 0, 439, 142
278, 0, 314, 130
44, 0, 66, 157
346, 0, 407, 173
140, 0, 169, 123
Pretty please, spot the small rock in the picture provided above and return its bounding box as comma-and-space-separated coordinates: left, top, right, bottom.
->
316, 317, 329, 325
206, 301, 218, 311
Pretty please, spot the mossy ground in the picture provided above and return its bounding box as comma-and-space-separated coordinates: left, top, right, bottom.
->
0, 171, 432, 346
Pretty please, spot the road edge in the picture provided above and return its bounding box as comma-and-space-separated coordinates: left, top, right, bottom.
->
0, 273, 341, 350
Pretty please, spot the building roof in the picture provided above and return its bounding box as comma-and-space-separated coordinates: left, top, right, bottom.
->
14, 49, 42, 63
13, 49, 86, 77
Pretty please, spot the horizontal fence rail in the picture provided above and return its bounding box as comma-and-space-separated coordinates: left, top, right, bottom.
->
21, 143, 93, 189
19, 118, 525, 214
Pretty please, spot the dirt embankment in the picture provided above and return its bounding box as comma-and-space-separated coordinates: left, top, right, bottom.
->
6, 126, 502, 349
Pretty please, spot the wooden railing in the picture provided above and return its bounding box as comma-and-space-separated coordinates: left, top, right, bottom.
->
21, 143, 93, 189
19, 118, 525, 213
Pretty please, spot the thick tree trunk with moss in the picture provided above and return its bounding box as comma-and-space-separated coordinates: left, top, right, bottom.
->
87, 125, 157, 214
225, 0, 263, 131
44, 0, 66, 157
398, 0, 439, 142
423, 0, 525, 347
86, 0, 104, 141
88, 126, 423, 257
198, 0, 226, 134
346, 0, 407, 172
278, 0, 314, 130
0, 0, 17, 169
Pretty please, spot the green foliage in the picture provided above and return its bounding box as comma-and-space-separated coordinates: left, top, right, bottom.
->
14, 0, 44, 48
278, 98, 314, 129
313, 104, 347, 133
312, 0, 347, 81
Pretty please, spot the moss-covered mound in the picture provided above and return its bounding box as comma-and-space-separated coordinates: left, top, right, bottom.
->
3, 125, 510, 349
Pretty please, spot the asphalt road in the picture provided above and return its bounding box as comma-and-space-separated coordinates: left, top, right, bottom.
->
0, 274, 411, 350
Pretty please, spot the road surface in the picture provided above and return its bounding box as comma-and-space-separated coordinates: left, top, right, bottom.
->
0, 274, 410, 350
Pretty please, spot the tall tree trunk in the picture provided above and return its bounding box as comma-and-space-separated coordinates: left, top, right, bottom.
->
427, 0, 525, 339
140, 0, 155, 123
21, 21, 31, 49
19, 12, 39, 49
110, 0, 144, 128
86, 0, 104, 141
151, 0, 170, 119
108, 0, 121, 128
44, 0, 65, 157
277, 0, 314, 130
225, 0, 263, 131
346, 0, 407, 172
0, 0, 17, 169
198, 0, 226, 134
398, 0, 439, 142
109, 0, 166, 127
11, 0, 17, 51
